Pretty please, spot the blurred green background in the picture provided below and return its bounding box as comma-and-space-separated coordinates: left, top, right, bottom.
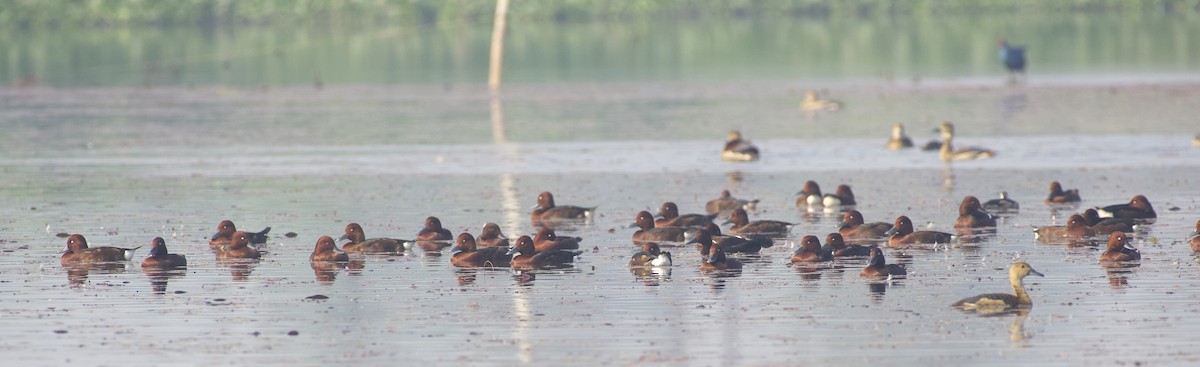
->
2, 0, 1198, 87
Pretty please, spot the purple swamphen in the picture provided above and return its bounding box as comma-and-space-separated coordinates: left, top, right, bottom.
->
998, 38, 1026, 75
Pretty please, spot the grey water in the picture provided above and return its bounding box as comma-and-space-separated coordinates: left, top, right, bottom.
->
2, 11, 1200, 366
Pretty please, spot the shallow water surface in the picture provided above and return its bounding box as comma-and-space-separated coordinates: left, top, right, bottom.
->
1, 124, 1199, 365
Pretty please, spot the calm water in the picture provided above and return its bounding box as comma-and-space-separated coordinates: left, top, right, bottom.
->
2, 12, 1200, 367
2, 132, 1200, 365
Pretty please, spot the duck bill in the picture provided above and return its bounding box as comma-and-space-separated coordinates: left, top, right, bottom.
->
883, 227, 897, 236
1029, 268, 1044, 277
337, 234, 349, 241
449, 246, 463, 254
504, 246, 519, 256
210, 232, 221, 241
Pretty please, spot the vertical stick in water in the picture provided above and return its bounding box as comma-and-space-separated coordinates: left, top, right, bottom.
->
488, 0, 510, 92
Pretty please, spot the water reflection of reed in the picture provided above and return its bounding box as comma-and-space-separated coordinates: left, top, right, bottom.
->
511, 276, 533, 364
490, 92, 522, 237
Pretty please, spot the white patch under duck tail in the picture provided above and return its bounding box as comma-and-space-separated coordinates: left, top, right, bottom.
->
122, 247, 142, 261
651, 252, 673, 267
821, 195, 841, 207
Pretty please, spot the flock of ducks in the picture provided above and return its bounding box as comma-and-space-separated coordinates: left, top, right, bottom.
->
716, 118, 1193, 312
60, 177, 1188, 314
723, 121, 996, 163
57, 154, 1196, 314
54, 118, 1197, 316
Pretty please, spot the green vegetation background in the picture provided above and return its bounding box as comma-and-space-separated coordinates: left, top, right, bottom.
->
2, 0, 1196, 28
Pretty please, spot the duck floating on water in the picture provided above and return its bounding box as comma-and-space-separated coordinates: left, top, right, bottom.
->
937, 122, 995, 162
886, 123, 914, 150
799, 90, 843, 112
721, 130, 760, 162
952, 262, 1042, 312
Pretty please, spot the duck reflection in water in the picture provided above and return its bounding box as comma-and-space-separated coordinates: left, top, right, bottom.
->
66, 262, 128, 287
867, 281, 888, 303
311, 260, 363, 284
793, 264, 822, 282
629, 266, 671, 286
218, 258, 259, 281
1104, 263, 1138, 290
1009, 308, 1032, 346
513, 270, 535, 287
456, 268, 478, 286
942, 165, 956, 192
144, 267, 188, 294
726, 170, 745, 184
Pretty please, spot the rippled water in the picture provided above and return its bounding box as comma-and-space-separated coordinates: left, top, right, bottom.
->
2, 107, 1199, 364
